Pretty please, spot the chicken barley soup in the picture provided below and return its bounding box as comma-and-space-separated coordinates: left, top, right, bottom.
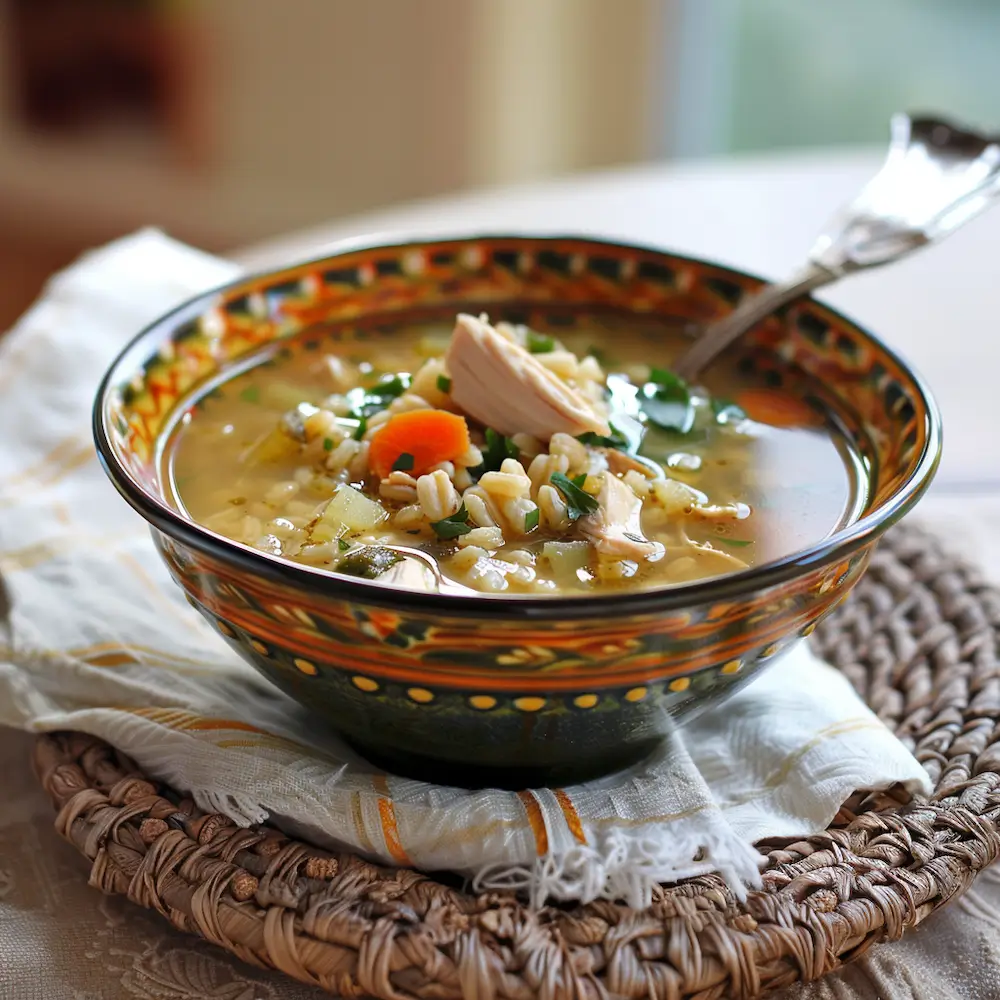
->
164, 313, 865, 595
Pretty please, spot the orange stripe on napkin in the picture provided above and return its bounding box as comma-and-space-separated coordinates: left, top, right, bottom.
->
182, 718, 268, 735
372, 774, 412, 866
84, 652, 138, 667
553, 789, 587, 845
70, 642, 223, 672
517, 790, 549, 856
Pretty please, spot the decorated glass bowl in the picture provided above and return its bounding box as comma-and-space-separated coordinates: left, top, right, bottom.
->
93, 235, 940, 788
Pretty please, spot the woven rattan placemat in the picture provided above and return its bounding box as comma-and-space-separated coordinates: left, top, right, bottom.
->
32, 523, 1000, 999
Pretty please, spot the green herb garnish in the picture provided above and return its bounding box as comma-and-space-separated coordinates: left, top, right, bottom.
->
471, 427, 520, 478
526, 331, 556, 354
322, 437, 335, 451
239, 386, 260, 404
338, 538, 351, 551
430, 504, 473, 540
375, 373, 410, 397
344, 372, 412, 419
711, 398, 747, 424
353, 415, 367, 440
524, 508, 540, 532
550, 471, 600, 521
640, 368, 695, 434
577, 420, 633, 452
392, 452, 415, 472
338, 545, 402, 579
436, 374, 452, 393
718, 537, 752, 548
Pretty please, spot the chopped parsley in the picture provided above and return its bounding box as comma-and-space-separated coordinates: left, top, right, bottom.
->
344, 372, 412, 419
524, 508, 540, 532
337, 545, 402, 579
718, 537, 752, 548
352, 415, 368, 440
373, 373, 409, 397
639, 368, 695, 434
392, 452, 415, 472
550, 471, 600, 521
471, 427, 520, 478
711, 398, 747, 424
338, 538, 351, 551
526, 331, 556, 354
239, 385, 260, 404
577, 420, 633, 452
436, 374, 452, 393
430, 504, 473, 540
322, 437, 335, 451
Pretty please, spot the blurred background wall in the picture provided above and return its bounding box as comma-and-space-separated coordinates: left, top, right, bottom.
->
1, 0, 997, 329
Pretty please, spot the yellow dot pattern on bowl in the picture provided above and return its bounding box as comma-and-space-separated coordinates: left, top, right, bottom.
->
721, 659, 743, 675
625, 686, 648, 703
352, 676, 379, 693
469, 695, 497, 711
293, 658, 318, 676
250, 640, 269, 656
407, 687, 434, 704
216, 620, 234, 637
669, 677, 691, 693
762, 643, 780, 658
513, 696, 546, 713
574, 694, 599, 710
801, 622, 817, 637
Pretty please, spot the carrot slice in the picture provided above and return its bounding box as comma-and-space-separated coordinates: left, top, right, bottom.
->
735, 389, 822, 429
369, 409, 472, 479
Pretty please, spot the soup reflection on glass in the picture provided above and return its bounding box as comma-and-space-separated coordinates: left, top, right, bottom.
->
162, 313, 864, 596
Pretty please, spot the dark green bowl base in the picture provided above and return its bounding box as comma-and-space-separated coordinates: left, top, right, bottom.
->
347, 735, 665, 790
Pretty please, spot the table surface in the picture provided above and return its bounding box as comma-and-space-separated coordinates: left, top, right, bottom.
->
5, 148, 1000, 999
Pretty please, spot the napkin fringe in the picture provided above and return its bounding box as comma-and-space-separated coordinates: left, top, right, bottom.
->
194, 787, 271, 827
473, 824, 765, 909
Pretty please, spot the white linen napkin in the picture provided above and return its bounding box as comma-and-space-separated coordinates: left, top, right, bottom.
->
0, 229, 931, 908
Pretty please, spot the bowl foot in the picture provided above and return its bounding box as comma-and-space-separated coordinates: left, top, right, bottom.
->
347, 736, 664, 790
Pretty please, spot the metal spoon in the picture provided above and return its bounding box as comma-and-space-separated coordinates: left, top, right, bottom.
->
672, 113, 1000, 382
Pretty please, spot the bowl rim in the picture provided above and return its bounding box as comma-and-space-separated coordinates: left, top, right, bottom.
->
93, 231, 943, 621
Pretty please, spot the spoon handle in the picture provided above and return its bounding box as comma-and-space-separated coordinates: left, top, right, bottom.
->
673, 113, 1000, 382
672, 262, 835, 382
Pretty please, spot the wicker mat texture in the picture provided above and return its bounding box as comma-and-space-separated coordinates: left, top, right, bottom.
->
32, 523, 1000, 999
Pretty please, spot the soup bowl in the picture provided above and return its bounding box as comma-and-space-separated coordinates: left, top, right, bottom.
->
93, 235, 940, 788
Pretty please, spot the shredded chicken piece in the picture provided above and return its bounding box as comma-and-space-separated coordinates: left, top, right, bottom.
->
445, 314, 610, 440
601, 448, 663, 480
581, 473, 664, 562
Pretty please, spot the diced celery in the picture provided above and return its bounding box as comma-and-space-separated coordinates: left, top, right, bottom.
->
541, 541, 591, 581
326, 485, 388, 532
242, 427, 299, 465
652, 479, 707, 516
309, 506, 343, 545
